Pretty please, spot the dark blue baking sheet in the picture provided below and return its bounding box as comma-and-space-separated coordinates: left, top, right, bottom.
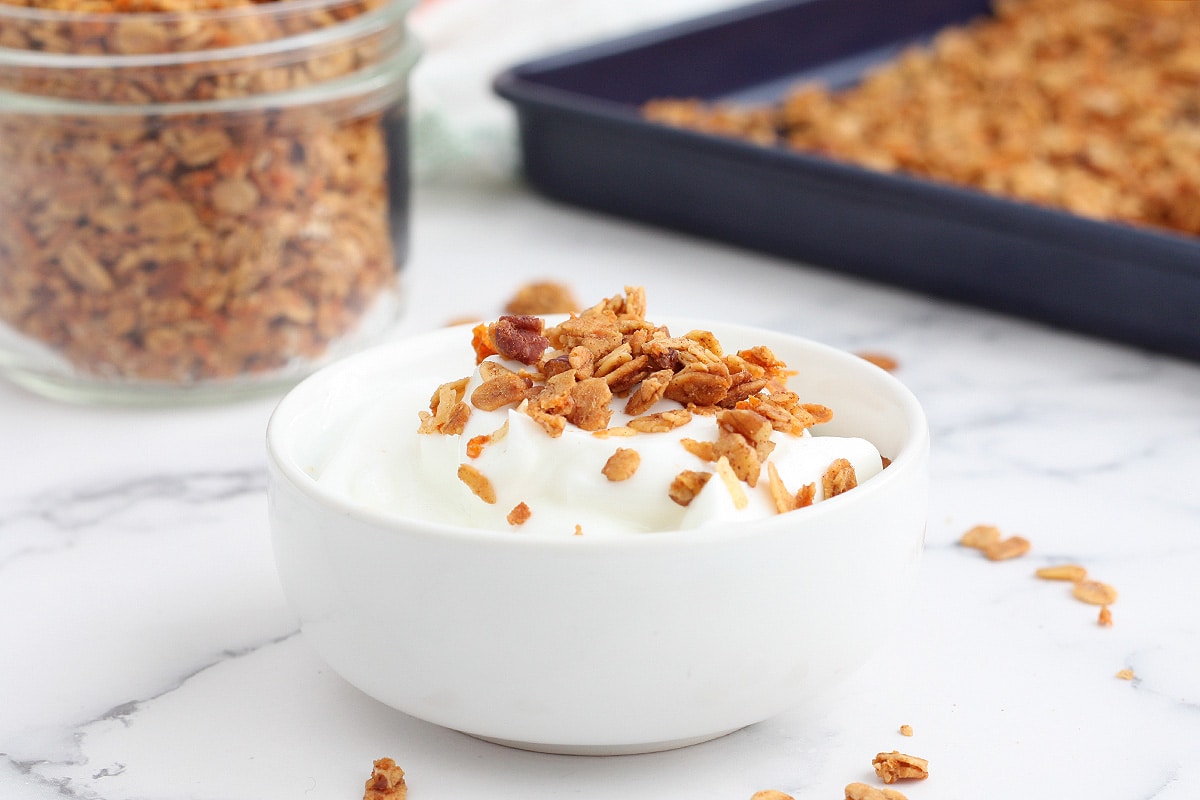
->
493, 0, 1200, 363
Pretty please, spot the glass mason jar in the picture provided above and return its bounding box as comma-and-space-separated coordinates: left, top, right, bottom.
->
0, 0, 418, 403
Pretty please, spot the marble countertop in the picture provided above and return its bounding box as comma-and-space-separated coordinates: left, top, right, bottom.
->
4, 0, 1200, 790
4, 180, 1199, 800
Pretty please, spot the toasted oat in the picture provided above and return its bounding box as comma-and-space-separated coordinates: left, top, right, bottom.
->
1098, 606, 1114, 627
507, 502, 532, 526
959, 524, 1003, 550
872, 751, 929, 784
364, 758, 406, 800
679, 437, 716, 462
457, 464, 496, 504
628, 408, 693, 433
899, 724, 913, 737
750, 792, 794, 800
822, 458, 858, 498
566, 377, 614, 431
505, 280, 580, 315
795, 482, 816, 509
983, 535, 1032, 561
602, 448, 641, 481
1116, 668, 1135, 681
713, 456, 749, 509
592, 426, 638, 438
1072, 579, 1119, 606
418, 378, 471, 435
471, 371, 531, 411
1036, 564, 1088, 582
766, 461, 796, 513
845, 783, 908, 800
669, 470, 712, 507
624, 368, 674, 415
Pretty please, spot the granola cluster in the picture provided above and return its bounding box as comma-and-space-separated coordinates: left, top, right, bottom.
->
0, 0, 406, 385
419, 286, 865, 526
644, 0, 1200, 238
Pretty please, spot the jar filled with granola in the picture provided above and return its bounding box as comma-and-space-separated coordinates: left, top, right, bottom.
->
0, 0, 418, 403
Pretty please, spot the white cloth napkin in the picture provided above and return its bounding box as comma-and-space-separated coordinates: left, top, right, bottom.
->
408, 0, 746, 183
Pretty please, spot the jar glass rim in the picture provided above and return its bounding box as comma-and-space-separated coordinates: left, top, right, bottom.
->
0, 31, 420, 113
0, 0, 413, 69
0, 0, 411, 26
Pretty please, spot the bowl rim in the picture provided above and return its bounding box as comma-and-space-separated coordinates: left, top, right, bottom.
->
266, 317, 930, 551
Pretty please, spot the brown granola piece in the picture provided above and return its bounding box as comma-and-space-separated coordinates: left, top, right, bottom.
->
899, 724, 914, 737
714, 426, 764, 487
680, 437, 716, 462
505, 280, 580, 315
466, 434, 490, 459
983, 535, 1032, 561
845, 783, 908, 800
821, 458, 858, 498
418, 378, 471, 435
669, 470, 712, 507
1036, 564, 1088, 582
624, 368, 674, 415
1072, 579, 1119, 606
491, 315, 550, 365
471, 371, 532, 411
507, 502, 532, 526
795, 482, 816, 509
565, 377, 614, 431
750, 792, 794, 800
364, 758, 406, 800
664, 362, 732, 407
872, 751, 930, 784
628, 408, 693, 433
1098, 606, 1114, 627
1116, 668, 1135, 681
457, 464, 496, 504
959, 524, 1003, 550
602, 448, 641, 481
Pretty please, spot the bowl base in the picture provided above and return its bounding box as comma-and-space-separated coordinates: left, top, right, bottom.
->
466, 726, 744, 756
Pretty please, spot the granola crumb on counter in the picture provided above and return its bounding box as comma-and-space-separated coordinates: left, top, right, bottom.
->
363, 757, 406, 800
844, 782, 908, 800
750, 791, 795, 800
1072, 579, 1119, 606
983, 535, 1031, 561
872, 751, 930, 784
1035, 564, 1088, 582
1098, 606, 1114, 627
899, 724, 914, 737
1116, 668, 1135, 681
856, 352, 899, 372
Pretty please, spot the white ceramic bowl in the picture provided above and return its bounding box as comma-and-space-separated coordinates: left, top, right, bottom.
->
267, 319, 929, 755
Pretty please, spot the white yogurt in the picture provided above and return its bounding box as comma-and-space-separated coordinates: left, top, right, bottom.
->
314, 354, 884, 535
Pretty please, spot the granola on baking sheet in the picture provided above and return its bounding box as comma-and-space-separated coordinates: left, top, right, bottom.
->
644, 0, 1200, 239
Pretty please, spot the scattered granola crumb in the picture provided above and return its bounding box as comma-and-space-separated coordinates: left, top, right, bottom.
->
983, 535, 1031, 561
1098, 606, 1114, 627
1072, 579, 1119, 606
573, 524, 583, 536
845, 783, 908, 800
750, 792, 794, 800
364, 758, 406, 800
507, 502, 531, 526
959, 524, 1002, 550
1035, 564, 1088, 582
602, 448, 641, 481
668, 470, 713, 507
872, 751, 930, 784
856, 352, 899, 371
1116, 668, 1135, 681
821, 457, 858, 498
457, 463, 496, 504
505, 280, 581, 315
899, 724, 913, 737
